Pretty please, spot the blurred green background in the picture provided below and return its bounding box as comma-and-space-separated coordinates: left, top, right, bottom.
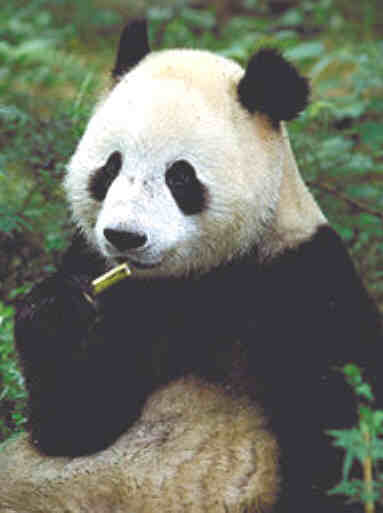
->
0, 0, 382, 442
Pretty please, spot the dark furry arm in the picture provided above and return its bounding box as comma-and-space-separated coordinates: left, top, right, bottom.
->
14, 234, 121, 456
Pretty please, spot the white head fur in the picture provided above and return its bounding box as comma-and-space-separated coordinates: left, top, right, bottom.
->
65, 25, 325, 278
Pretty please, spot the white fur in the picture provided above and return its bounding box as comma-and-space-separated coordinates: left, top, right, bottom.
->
65, 48, 326, 277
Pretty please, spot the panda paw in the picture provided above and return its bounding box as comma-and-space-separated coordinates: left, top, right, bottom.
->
15, 273, 99, 353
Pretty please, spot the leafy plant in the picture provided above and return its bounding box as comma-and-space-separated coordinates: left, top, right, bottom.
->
328, 364, 383, 513
0, 302, 27, 441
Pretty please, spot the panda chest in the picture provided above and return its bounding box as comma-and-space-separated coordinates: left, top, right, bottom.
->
98, 278, 251, 380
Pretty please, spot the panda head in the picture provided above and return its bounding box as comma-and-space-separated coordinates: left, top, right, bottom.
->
65, 20, 325, 278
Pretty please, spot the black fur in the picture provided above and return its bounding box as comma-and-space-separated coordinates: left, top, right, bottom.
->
165, 160, 208, 215
237, 48, 310, 125
15, 225, 382, 513
88, 151, 123, 202
112, 19, 150, 80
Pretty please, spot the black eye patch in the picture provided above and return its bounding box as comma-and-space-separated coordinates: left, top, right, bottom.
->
165, 160, 208, 215
88, 151, 122, 202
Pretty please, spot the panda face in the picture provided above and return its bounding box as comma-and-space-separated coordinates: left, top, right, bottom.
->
65, 49, 316, 278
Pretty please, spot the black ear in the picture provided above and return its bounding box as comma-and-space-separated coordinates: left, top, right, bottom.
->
237, 48, 310, 125
112, 19, 151, 79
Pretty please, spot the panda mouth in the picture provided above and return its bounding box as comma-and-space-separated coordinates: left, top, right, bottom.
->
116, 256, 160, 270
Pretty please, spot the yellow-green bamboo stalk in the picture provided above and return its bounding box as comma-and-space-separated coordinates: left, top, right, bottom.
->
363, 430, 374, 513
91, 263, 131, 296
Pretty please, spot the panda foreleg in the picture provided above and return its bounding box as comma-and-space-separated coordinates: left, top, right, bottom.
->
14, 269, 112, 456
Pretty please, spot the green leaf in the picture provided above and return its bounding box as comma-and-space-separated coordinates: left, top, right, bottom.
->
181, 7, 216, 30
373, 411, 383, 430
359, 123, 383, 148
328, 479, 364, 498
343, 449, 356, 480
13, 38, 54, 59
356, 383, 374, 402
8, 285, 33, 300
367, 99, 383, 113
243, 0, 261, 8
285, 41, 325, 60
335, 101, 367, 119
359, 406, 374, 426
307, 100, 336, 119
346, 184, 379, 200
357, 213, 381, 228
0, 210, 19, 232
372, 438, 383, 458
343, 364, 362, 382
317, 136, 353, 163
147, 6, 174, 24
279, 9, 304, 27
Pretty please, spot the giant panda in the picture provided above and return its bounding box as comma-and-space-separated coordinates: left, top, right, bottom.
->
15, 19, 382, 513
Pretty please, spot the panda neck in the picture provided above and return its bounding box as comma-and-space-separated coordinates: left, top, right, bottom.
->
263, 125, 327, 259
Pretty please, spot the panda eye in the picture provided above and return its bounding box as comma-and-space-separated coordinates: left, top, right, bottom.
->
166, 160, 195, 189
88, 151, 122, 202
165, 160, 208, 216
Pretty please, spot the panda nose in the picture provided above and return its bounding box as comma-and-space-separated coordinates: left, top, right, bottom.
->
104, 228, 147, 251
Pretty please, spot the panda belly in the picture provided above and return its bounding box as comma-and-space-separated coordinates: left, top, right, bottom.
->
114, 376, 279, 513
